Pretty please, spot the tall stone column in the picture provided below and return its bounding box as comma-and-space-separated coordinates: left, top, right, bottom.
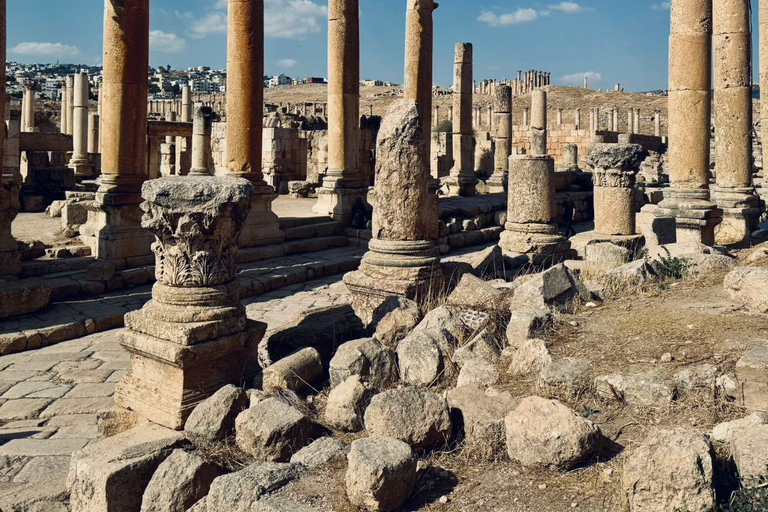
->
761, 0, 768, 184
500, 89, 569, 263
711, 0, 759, 244
654, 111, 662, 136
226, 0, 283, 246
445, 42, 475, 196
634, 109, 641, 133
80, 0, 154, 263
587, 144, 645, 237
523, 107, 529, 126
115, 176, 267, 429
0, 0, 20, 277
612, 107, 619, 131
344, 101, 442, 323
175, 85, 192, 176
563, 144, 579, 171
190, 106, 213, 176
68, 71, 93, 177
627, 110, 634, 134
575, 108, 581, 129
488, 84, 512, 193
657, 0, 721, 245
22, 81, 34, 132
66, 75, 74, 135
87, 113, 99, 154
557, 108, 563, 125
60, 84, 67, 134
314, 0, 368, 220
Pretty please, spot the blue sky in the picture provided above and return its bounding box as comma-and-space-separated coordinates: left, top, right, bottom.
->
6, 0, 761, 92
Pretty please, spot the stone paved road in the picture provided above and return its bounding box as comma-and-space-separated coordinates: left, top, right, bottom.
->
0, 276, 350, 509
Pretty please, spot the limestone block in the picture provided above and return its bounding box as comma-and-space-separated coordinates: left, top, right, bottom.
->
735, 344, 768, 412
371, 296, 422, 346
447, 385, 518, 459
329, 338, 397, 389
261, 347, 322, 393
67, 424, 184, 512
86, 260, 116, 282
396, 330, 455, 387
505, 397, 602, 470
446, 273, 505, 312
234, 398, 313, 462
457, 358, 499, 389
595, 371, 676, 407
537, 357, 593, 398
507, 264, 588, 313
0, 280, 52, 319
622, 429, 715, 512
452, 329, 502, 369
363, 387, 452, 452
184, 385, 248, 446
140, 449, 221, 512
729, 424, 768, 484
345, 437, 417, 512
290, 437, 346, 469
324, 375, 374, 432
585, 242, 632, 274
506, 306, 552, 345
711, 412, 768, 443
724, 267, 768, 314
205, 462, 305, 512
61, 202, 88, 228
506, 338, 553, 376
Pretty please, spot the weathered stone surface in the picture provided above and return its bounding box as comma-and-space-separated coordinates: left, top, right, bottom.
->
329, 338, 397, 390
506, 338, 553, 376
711, 412, 768, 443
290, 437, 346, 469
452, 329, 502, 368
251, 498, 322, 512
67, 424, 184, 512
730, 424, 768, 484
504, 397, 602, 471
86, 260, 116, 282
234, 398, 313, 462
725, 267, 768, 314
508, 264, 588, 313
205, 462, 304, 512
140, 449, 221, 512
457, 358, 499, 389
585, 242, 632, 273
324, 375, 374, 432
537, 358, 593, 398
412, 306, 464, 341
506, 306, 552, 345
0, 280, 52, 319
595, 371, 676, 407
371, 296, 422, 346
622, 429, 715, 512
261, 347, 322, 393
673, 364, 718, 397
258, 305, 366, 367
586, 143, 645, 171
447, 274, 505, 312
396, 330, 455, 387
735, 344, 768, 412
364, 387, 452, 452
605, 259, 657, 284
184, 385, 247, 446
447, 386, 517, 459
345, 437, 417, 512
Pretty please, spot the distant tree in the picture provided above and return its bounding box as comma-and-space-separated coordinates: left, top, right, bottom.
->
172, 84, 181, 97
434, 120, 452, 133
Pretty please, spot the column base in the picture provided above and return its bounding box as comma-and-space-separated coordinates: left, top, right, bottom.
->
312, 184, 370, 223
115, 317, 266, 430
657, 189, 722, 246
69, 159, 95, 178
498, 222, 572, 265
569, 231, 645, 259
486, 172, 507, 194
343, 239, 443, 325
441, 174, 476, 197
80, 191, 154, 264
711, 187, 762, 245
239, 186, 285, 248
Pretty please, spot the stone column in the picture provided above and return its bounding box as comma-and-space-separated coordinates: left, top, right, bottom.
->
500, 88, 569, 262
575, 108, 581, 129
60, 84, 67, 134
760, 0, 768, 186
22, 81, 34, 132
314, 0, 368, 220
563, 144, 579, 171
557, 107, 563, 126
633, 109, 641, 133
589, 108, 596, 133
523, 107, 529, 126
190, 106, 213, 176
583, 76, 588, 89
66, 75, 74, 135
344, 100, 442, 323
612, 107, 619, 131
488, 84, 512, 193
0, 0, 20, 277
627, 109, 634, 134
654, 111, 662, 136
445, 42, 475, 196
587, 143, 645, 237
433, 106, 439, 127
68, 71, 93, 176
80, 0, 154, 263
657, 0, 721, 245
116, 176, 267, 429
175, 85, 192, 176
226, 0, 283, 246
87, 113, 99, 154
711, 0, 759, 243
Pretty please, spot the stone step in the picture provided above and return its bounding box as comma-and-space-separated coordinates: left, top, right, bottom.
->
283, 221, 344, 241
0, 247, 366, 357
237, 235, 348, 264
279, 215, 334, 229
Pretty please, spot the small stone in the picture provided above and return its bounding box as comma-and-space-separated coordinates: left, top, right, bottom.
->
537, 358, 593, 398
371, 296, 422, 346
345, 437, 417, 512
506, 306, 552, 346
329, 338, 397, 390
506, 339, 553, 377
140, 449, 221, 512
261, 347, 323, 394
595, 371, 676, 407
456, 358, 499, 389
184, 385, 247, 446
538, 483, 547, 490
290, 437, 346, 469
660, 353, 673, 363
205, 462, 305, 512
324, 375, 374, 432
397, 330, 455, 387
234, 398, 313, 462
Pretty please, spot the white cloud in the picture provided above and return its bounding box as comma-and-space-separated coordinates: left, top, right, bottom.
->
651, 2, 671, 10
10, 42, 81, 59
149, 30, 187, 53
182, 0, 327, 40
561, 71, 602, 86
277, 58, 298, 69
478, 8, 539, 27
265, 0, 328, 39
549, 2, 589, 13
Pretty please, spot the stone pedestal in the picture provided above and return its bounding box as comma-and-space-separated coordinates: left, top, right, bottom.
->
344, 100, 442, 324
0, 174, 20, 277
499, 155, 569, 264
562, 144, 579, 172
711, 187, 761, 245
488, 84, 512, 193
116, 176, 267, 430
444, 43, 475, 197
657, 189, 722, 246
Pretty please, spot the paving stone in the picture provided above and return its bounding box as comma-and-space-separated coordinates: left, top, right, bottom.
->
0, 399, 53, 421
45, 414, 98, 427
13, 456, 72, 483
63, 383, 116, 398
54, 369, 113, 384
1, 382, 61, 400
0, 438, 89, 457
38, 397, 114, 418
50, 424, 99, 439
0, 370, 41, 383
26, 386, 71, 399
